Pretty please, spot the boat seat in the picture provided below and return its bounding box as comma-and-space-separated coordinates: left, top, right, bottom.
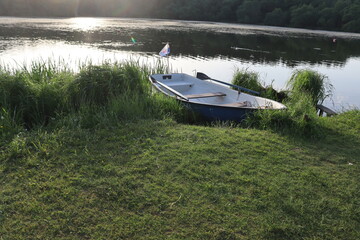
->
166, 82, 194, 88
222, 101, 252, 107
185, 92, 226, 99
317, 104, 337, 117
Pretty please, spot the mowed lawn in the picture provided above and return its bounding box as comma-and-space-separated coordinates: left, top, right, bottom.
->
1, 111, 360, 239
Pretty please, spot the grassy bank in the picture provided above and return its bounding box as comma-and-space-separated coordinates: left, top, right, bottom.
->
1, 113, 360, 239
0, 60, 188, 137
1, 61, 360, 239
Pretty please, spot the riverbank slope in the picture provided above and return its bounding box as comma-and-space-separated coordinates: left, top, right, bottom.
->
1, 111, 359, 239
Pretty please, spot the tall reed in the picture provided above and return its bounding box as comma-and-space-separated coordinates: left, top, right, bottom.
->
67, 62, 148, 108
246, 69, 333, 138
287, 69, 333, 107
0, 60, 74, 129
0, 107, 22, 141
0, 60, 171, 129
2, 59, 335, 138
231, 68, 288, 102
232, 68, 264, 93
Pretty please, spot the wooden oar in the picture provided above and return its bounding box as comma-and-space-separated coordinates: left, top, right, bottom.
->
196, 72, 260, 95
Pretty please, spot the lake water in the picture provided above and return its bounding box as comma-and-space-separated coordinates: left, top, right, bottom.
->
1, 17, 360, 111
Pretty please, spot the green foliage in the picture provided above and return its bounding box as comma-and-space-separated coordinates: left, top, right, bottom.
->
0, 107, 22, 141
68, 62, 148, 108
317, 7, 339, 29
245, 69, 335, 138
231, 68, 322, 138
264, 8, 288, 26
1, 0, 360, 32
0, 60, 340, 140
231, 68, 263, 92
0, 61, 74, 129
0, 60, 191, 131
342, 19, 360, 32
0, 72, 32, 122
1, 59, 359, 239
247, 92, 323, 138
287, 69, 333, 107
231, 68, 287, 102
236, 0, 263, 24
290, 4, 318, 28
61, 60, 192, 129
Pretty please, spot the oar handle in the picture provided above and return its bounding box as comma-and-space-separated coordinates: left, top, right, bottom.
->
196, 72, 260, 95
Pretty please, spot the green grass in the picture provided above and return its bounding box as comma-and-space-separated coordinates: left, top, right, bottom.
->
1, 112, 360, 239
287, 69, 333, 107
0, 59, 185, 131
0, 61, 334, 138
231, 68, 336, 138
246, 92, 324, 138
0, 61, 75, 129
232, 68, 264, 93
1, 61, 359, 239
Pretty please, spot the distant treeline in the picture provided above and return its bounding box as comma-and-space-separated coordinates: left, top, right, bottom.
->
1, 0, 360, 33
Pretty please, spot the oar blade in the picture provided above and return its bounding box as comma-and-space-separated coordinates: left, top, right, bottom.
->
196, 72, 211, 80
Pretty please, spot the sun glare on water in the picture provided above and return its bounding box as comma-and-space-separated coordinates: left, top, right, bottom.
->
69, 17, 103, 31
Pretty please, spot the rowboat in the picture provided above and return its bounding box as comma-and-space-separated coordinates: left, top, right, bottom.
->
149, 72, 286, 122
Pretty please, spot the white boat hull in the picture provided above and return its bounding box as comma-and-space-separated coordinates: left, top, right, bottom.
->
149, 73, 286, 121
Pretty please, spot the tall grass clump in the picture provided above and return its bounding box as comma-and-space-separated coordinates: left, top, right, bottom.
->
246, 69, 333, 138
67, 62, 149, 108
1, 59, 192, 132
63, 60, 192, 128
0, 107, 23, 142
0, 71, 34, 125
232, 68, 288, 102
232, 68, 264, 93
248, 92, 323, 137
287, 69, 333, 107
65, 61, 153, 126
0, 61, 74, 129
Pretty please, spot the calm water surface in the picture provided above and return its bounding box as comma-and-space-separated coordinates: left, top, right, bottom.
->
1, 17, 360, 110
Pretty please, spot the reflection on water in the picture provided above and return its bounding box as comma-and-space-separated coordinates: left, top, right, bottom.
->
68, 17, 105, 31
0, 17, 360, 110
